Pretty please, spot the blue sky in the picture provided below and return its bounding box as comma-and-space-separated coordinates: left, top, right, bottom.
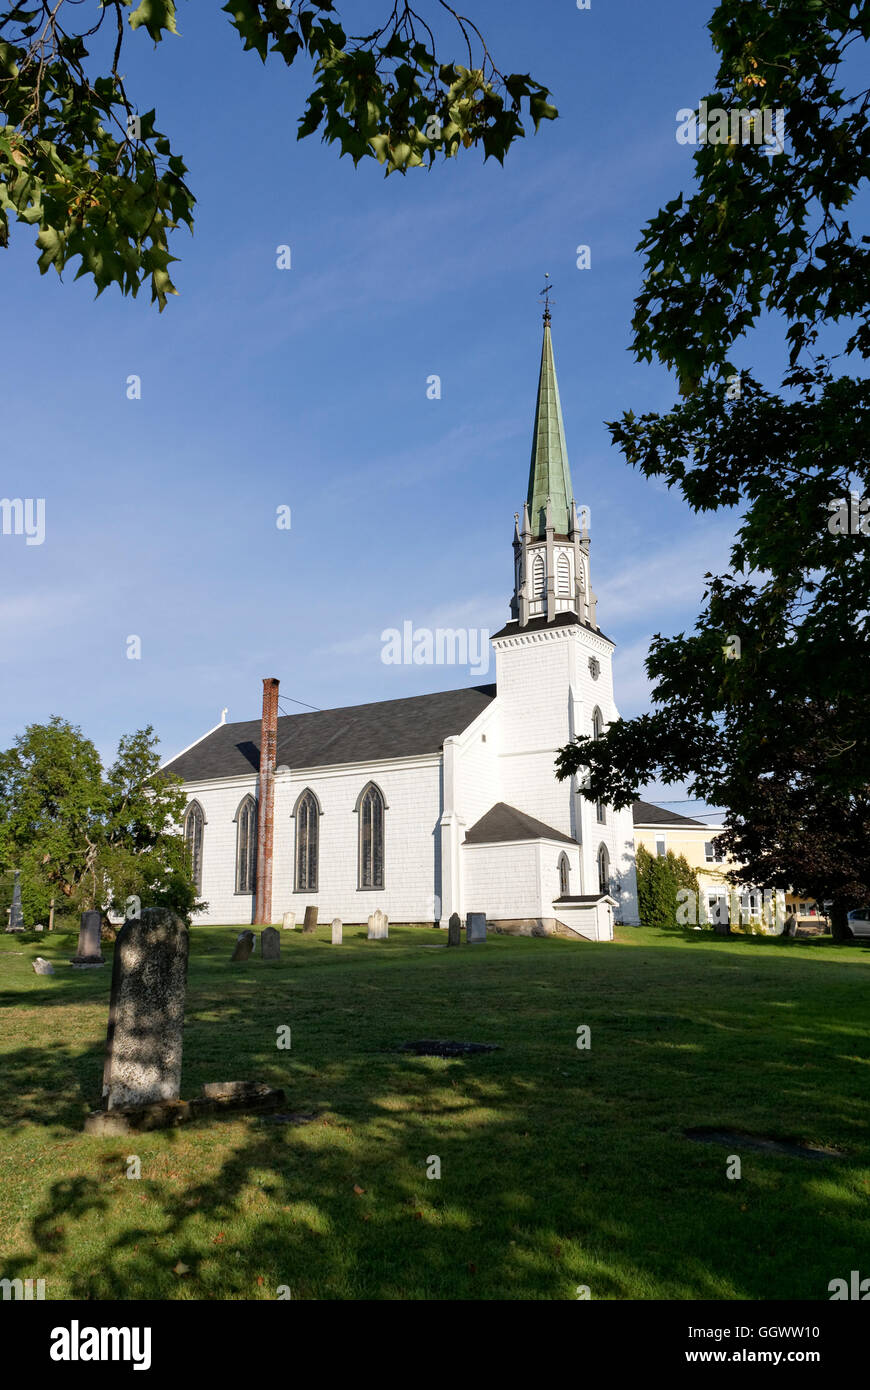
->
0, 1, 805, 814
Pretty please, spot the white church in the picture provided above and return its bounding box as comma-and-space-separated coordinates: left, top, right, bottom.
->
163, 310, 640, 939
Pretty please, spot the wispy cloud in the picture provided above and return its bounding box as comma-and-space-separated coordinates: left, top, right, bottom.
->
316, 592, 505, 663
0, 588, 85, 646
318, 418, 526, 506
598, 522, 735, 625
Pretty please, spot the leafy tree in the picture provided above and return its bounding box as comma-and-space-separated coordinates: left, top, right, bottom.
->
635, 843, 700, 930
714, 739, 870, 938
0, 1, 556, 307
0, 715, 199, 924
556, 1, 870, 940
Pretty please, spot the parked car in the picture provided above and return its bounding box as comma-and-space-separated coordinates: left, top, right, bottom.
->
846, 908, 870, 939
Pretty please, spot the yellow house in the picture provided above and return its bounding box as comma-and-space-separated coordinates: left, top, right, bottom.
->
785, 893, 826, 928
631, 800, 782, 928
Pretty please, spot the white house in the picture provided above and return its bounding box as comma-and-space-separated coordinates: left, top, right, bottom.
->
162, 310, 640, 940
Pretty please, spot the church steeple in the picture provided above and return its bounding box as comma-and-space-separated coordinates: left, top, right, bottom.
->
527, 314, 573, 539
511, 299, 597, 631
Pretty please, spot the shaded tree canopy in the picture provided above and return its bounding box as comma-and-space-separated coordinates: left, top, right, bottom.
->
0, 1, 556, 307
556, 0, 870, 935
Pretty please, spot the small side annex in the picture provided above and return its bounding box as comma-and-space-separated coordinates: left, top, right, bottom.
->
463, 802, 615, 941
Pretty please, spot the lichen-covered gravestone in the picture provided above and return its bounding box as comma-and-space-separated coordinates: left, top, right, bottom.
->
102, 907, 189, 1110
367, 910, 388, 940
71, 909, 104, 966
302, 906, 318, 934
261, 926, 280, 960
331, 918, 342, 945
6, 870, 24, 932
466, 913, 487, 944
231, 930, 255, 962
447, 913, 461, 947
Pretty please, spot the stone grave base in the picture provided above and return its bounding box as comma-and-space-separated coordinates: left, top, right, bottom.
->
84, 1082, 286, 1135
71, 957, 105, 968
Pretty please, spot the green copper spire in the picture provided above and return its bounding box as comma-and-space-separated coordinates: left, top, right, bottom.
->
526, 315, 574, 537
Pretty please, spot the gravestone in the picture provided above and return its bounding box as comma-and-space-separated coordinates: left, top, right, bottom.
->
32, 957, 54, 975
302, 906, 318, 934
367, 909, 388, 940
466, 912, 487, 944
6, 870, 24, 932
261, 926, 280, 961
102, 907, 189, 1110
331, 918, 343, 945
282, 910, 297, 931
447, 912, 461, 947
34, 924, 44, 932
231, 930, 255, 962
72, 909, 104, 966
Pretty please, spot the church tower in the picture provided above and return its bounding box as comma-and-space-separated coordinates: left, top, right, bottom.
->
487, 301, 640, 924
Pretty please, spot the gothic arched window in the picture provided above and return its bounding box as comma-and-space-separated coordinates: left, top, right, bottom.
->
592, 707, 603, 741
235, 795, 257, 894
558, 853, 570, 897
184, 801, 205, 894
597, 843, 610, 895
532, 553, 545, 599
358, 782, 385, 889
557, 553, 571, 594
295, 789, 320, 893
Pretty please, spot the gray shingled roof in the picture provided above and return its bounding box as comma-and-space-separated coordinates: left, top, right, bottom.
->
632, 799, 707, 828
163, 684, 497, 783
464, 802, 577, 846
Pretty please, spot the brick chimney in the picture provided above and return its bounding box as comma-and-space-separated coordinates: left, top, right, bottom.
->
254, 677, 279, 924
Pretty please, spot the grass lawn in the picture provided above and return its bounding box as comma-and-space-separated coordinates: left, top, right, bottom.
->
1, 922, 868, 1300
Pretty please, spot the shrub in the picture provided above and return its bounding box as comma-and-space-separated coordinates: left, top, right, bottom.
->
636, 844, 701, 929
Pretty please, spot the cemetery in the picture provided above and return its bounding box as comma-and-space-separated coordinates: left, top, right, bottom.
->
1, 916, 869, 1300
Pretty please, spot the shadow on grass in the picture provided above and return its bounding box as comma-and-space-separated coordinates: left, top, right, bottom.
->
620, 923, 870, 951
2, 926, 869, 1300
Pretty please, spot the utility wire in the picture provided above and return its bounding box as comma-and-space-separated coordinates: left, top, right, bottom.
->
277, 695, 323, 714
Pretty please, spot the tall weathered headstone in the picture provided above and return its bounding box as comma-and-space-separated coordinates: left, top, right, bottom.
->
447, 912, 461, 947
367, 909, 388, 940
6, 869, 24, 931
282, 910, 297, 931
231, 930, 255, 962
102, 907, 189, 1110
302, 905, 318, 934
72, 909, 104, 966
261, 926, 280, 960
331, 918, 343, 945
466, 913, 487, 944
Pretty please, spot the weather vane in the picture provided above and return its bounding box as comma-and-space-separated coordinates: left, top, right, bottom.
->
539, 272, 555, 322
